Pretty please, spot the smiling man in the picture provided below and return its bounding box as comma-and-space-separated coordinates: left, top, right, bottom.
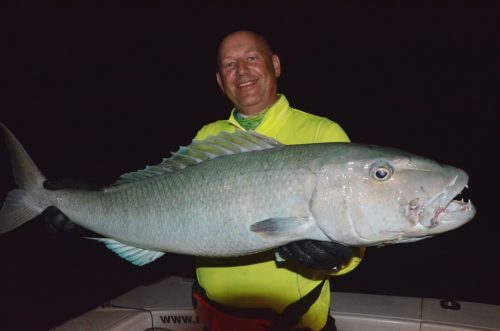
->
216, 31, 281, 116
191, 30, 364, 331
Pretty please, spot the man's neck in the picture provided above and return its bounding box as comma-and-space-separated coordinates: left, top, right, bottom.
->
237, 95, 279, 116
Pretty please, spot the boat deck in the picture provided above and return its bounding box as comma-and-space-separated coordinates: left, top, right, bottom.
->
53, 276, 500, 331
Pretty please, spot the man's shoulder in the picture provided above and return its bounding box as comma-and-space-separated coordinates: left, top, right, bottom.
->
199, 119, 231, 129
194, 120, 236, 141
282, 106, 350, 143
287, 106, 324, 119
286, 107, 340, 128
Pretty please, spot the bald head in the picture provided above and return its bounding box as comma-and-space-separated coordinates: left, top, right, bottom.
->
216, 31, 281, 115
217, 31, 273, 68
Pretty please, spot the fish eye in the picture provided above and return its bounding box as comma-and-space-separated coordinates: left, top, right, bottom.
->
369, 162, 393, 181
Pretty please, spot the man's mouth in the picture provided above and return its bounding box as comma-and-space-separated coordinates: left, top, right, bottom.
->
237, 79, 257, 88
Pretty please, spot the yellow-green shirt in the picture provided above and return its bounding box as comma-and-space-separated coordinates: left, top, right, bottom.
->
194, 94, 362, 330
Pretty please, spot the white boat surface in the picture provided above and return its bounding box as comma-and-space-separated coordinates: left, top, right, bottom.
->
52, 276, 500, 331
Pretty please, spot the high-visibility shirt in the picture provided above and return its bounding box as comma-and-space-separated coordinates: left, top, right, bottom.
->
194, 94, 363, 331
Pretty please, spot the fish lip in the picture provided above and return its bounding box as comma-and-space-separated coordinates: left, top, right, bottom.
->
415, 174, 474, 228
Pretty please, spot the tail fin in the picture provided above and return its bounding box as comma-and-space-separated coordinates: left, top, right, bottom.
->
0, 123, 46, 233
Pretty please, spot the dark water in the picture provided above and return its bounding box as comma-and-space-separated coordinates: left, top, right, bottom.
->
1, 5, 498, 330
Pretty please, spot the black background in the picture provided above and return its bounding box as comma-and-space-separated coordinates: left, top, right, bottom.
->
1, 4, 499, 330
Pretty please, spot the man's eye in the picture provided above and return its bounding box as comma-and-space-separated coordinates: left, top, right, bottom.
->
224, 62, 235, 69
248, 56, 257, 61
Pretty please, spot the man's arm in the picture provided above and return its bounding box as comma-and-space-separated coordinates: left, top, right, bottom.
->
277, 240, 359, 272
41, 179, 101, 237
278, 118, 364, 273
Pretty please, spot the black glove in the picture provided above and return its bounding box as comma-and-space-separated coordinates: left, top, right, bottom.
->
277, 240, 355, 271
43, 178, 101, 191
41, 179, 100, 237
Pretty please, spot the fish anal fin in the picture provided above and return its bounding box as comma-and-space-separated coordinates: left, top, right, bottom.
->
89, 238, 165, 266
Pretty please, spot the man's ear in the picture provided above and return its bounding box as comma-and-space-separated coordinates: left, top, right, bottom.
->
272, 54, 281, 78
216, 72, 225, 93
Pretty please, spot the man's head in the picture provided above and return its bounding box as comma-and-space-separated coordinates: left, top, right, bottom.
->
216, 31, 281, 115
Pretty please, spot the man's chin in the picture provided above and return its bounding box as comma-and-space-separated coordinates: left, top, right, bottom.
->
235, 97, 262, 110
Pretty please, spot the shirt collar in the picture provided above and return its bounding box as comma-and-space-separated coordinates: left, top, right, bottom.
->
228, 94, 289, 130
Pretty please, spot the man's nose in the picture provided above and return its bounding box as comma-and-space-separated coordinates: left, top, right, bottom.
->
236, 60, 249, 75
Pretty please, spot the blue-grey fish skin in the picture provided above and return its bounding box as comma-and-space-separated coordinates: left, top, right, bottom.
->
0, 125, 476, 262
49, 145, 333, 255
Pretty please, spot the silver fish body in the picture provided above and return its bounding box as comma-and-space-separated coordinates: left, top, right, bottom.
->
0, 124, 476, 265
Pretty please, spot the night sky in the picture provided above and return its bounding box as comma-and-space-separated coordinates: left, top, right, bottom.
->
1, 5, 499, 330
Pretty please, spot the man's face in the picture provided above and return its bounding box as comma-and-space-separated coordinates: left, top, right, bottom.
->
216, 32, 281, 115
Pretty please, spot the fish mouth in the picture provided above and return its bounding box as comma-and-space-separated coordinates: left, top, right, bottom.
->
407, 173, 476, 232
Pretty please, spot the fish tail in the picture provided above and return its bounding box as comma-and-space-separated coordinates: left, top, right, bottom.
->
0, 123, 47, 234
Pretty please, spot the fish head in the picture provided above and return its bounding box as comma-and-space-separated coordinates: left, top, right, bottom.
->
310, 144, 476, 246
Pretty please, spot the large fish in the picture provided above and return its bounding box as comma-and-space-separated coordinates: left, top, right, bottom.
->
0, 123, 475, 266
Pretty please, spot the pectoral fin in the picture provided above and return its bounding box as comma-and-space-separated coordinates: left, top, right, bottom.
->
250, 217, 313, 239
89, 238, 165, 266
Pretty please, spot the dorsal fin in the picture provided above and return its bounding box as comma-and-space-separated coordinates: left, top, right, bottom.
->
112, 130, 283, 186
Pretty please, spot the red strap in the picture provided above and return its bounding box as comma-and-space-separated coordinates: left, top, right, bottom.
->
193, 292, 273, 331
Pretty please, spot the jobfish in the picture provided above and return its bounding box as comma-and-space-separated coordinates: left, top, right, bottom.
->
0, 123, 475, 265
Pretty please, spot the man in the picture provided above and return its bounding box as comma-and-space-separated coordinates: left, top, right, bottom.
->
190, 30, 364, 331
42, 30, 363, 331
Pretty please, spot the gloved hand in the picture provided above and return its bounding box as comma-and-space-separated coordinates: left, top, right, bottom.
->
277, 240, 356, 271
41, 179, 100, 237
43, 178, 100, 191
